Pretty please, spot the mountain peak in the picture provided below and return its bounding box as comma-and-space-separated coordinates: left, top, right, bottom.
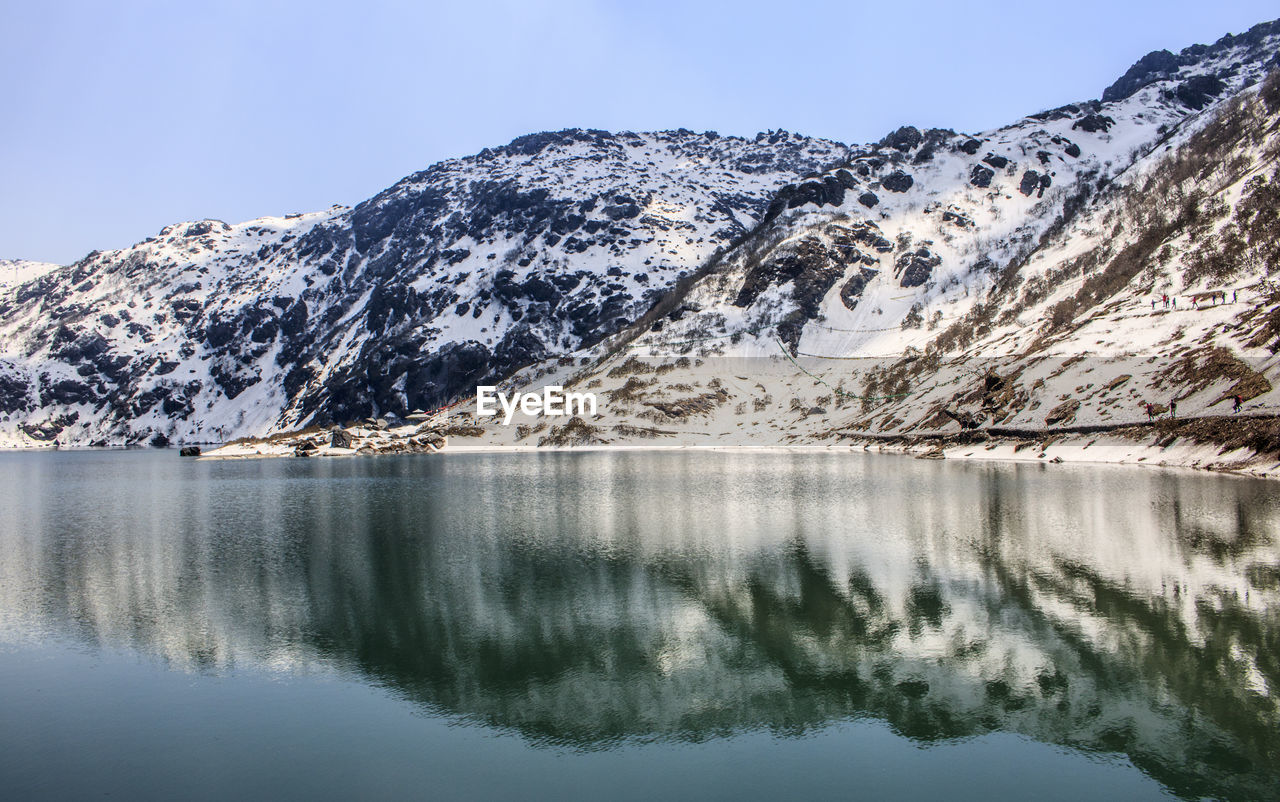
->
1102, 18, 1280, 103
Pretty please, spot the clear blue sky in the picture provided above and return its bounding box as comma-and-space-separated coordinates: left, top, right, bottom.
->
3, 0, 1276, 264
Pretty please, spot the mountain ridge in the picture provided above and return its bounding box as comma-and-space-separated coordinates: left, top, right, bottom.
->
4, 18, 1280, 449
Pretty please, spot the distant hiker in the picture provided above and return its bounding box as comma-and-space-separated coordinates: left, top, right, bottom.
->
1151, 299, 1156, 311
1233, 290, 1238, 302
1233, 394, 1243, 414
1145, 402, 1155, 420
1162, 294, 1169, 308
1172, 298, 1177, 309
1170, 399, 1178, 419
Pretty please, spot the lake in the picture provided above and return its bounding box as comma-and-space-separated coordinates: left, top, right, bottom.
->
1, 449, 1277, 800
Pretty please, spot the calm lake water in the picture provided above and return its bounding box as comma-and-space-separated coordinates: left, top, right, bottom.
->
1, 449, 1277, 800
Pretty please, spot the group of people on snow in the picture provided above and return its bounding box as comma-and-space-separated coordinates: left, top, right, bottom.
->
1150, 289, 1238, 311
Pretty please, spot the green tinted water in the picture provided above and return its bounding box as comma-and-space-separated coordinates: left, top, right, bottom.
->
1, 449, 1277, 800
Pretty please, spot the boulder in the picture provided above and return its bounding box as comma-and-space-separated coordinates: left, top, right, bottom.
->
879, 125, 922, 152
1019, 171, 1042, 196
179, 446, 201, 457
330, 429, 355, 449
969, 165, 994, 188
880, 171, 914, 193
897, 248, 941, 288
1071, 114, 1115, 133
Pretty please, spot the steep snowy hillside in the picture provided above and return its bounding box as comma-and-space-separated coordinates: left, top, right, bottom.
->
437, 20, 1280, 469
0, 129, 845, 445
619, 20, 1280, 363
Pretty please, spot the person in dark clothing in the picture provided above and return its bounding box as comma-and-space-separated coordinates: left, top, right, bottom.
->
1233, 394, 1243, 414
1145, 402, 1154, 420
1170, 399, 1177, 419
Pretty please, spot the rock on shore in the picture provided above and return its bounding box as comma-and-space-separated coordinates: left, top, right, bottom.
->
204, 421, 446, 459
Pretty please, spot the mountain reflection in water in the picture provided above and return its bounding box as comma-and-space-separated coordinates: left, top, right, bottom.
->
1, 450, 1277, 800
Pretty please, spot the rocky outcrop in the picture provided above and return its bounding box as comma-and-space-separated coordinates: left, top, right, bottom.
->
208, 422, 448, 458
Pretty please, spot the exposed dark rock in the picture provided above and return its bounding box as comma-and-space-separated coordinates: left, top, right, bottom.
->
839, 268, 879, 310
849, 224, 893, 253
969, 165, 994, 188
1175, 74, 1226, 109
735, 235, 863, 347
896, 248, 941, 288
0, 369, 31, 414
179, 445, 201, 457
982, 154, 1009, 170
603, 203, 640, 220
858, 191, 879, 208
1072, 114, 1116, 134
880, 125, 922, 152
1102, 49, 1183, 103
773, 176, 850, 211
1019, 171, 1042, 196
880, 171, 914, 193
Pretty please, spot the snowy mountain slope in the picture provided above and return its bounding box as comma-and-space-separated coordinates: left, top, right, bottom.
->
0, 129, 846, 445
440, 20, 1280, 459
6, 18, 1280, 451
619, 20, 1280, 364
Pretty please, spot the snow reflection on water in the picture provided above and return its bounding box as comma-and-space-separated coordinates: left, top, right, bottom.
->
0, 449, 1277, 799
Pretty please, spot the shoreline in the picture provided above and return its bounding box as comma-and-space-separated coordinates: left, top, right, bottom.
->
6, 415, 1277, 481
439, 439, 1279, 480
196, 430, 1280, 481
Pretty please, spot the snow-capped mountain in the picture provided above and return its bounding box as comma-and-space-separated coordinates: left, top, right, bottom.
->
4, 19, 1280, 448
627, 20, 1280, 361
0, 129, 845, 445
448, 18, 1279, 458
